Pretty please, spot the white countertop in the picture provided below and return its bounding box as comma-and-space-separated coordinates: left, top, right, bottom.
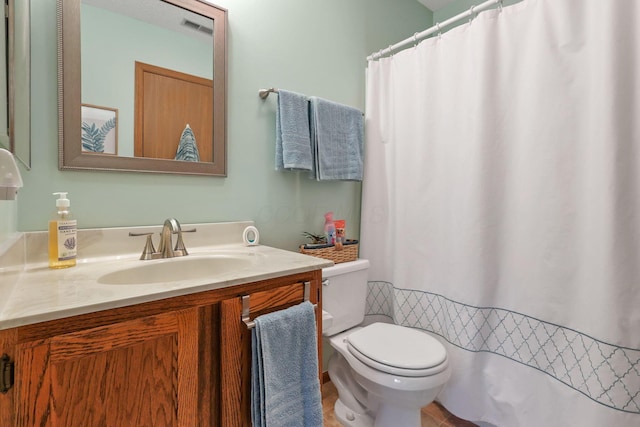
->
0, 222, 333, 330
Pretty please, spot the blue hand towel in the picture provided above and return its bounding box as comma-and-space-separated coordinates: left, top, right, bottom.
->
276, 90, 313, 171
251, 301, 323, 427
310, 97, 364, 181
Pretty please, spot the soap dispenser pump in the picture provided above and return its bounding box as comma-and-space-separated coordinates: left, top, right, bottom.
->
48, 192, 77, 269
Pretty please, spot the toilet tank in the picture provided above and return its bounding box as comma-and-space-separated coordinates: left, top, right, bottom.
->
322, 259, 370, 336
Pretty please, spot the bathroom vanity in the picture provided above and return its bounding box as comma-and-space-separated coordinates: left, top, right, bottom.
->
0, 221, 332, 426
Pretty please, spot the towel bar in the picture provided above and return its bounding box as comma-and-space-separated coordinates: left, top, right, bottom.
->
259, 88, 365, 118
259, 87, 311, 102
242, 281, 316, 329
258, 87, 278, 99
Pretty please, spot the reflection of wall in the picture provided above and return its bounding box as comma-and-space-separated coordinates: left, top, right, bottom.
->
81, 4, 212, 157
1, 0, 31, 162
0, 12, 7, 152
0, 5, 15, 244
15, 0, 432, 252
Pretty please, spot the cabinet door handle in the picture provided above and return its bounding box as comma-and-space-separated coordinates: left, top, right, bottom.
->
1, 354, 14, 393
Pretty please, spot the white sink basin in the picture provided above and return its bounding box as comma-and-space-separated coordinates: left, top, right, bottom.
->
97, 253, 260, 285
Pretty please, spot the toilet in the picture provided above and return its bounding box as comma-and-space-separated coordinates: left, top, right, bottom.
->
322, 259, 451, 427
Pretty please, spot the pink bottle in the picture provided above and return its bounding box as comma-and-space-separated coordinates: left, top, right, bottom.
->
324, 212, 336, 245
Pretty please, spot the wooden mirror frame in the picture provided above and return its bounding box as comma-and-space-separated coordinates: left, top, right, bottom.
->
57, 0, 227, 176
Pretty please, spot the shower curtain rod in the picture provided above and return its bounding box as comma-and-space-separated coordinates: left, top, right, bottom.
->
367, 0, 503, 61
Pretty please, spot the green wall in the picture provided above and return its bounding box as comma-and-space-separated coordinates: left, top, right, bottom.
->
434, 0, 522, 29
14, 0, 431, 251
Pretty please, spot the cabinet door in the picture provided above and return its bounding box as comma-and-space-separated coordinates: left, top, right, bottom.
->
15, 308, 200, 427
220, 272, 322, 427
0, 328, 17, 426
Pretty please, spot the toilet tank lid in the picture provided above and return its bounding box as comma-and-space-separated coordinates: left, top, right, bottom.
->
322, 259, 370, 278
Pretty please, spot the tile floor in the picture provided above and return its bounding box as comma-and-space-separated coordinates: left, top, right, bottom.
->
321, 381, 478, 427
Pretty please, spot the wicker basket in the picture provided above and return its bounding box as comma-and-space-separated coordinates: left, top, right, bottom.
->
299, 240, 359, 264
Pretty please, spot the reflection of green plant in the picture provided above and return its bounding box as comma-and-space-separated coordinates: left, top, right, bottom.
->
82, 117, 116, 152
302, 231, 326, 244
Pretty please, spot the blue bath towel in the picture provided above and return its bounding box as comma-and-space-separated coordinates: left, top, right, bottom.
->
310, 97, 364, 181
276, 90, 313, 171
251, 301, 323, 427
174, 124, 200, 162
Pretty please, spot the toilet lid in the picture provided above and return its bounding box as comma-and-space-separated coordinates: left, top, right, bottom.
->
347, 323, 447, 375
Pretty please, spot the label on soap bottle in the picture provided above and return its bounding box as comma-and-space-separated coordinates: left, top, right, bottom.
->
56, 220, 77, 260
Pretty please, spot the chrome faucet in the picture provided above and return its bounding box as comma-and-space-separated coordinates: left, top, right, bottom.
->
158, 218, 182, 258
129, 218, 196, 260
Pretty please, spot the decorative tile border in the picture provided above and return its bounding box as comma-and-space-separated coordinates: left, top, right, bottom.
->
365, 281, 640, 414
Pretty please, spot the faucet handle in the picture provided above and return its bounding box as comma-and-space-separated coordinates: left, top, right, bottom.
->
129, 232, 156, 260
173, 228, 196, 256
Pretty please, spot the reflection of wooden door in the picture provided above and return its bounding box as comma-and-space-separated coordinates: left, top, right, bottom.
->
135, 62, 213, 161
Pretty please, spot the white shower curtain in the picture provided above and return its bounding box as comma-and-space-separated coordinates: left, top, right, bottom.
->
361, 0, 640, 426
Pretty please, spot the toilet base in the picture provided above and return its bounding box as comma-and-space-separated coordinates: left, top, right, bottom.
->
334, 398, 374, 427
334, 397, 422, 427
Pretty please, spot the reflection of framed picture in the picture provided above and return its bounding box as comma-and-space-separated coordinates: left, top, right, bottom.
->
81, 104, 118, 155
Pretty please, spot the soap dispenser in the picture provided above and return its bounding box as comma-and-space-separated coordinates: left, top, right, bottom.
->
48, 192, 77, 269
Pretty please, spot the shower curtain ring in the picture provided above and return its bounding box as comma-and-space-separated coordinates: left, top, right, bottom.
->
498, 0, 504, 12
436, 22, 442, 38
387, 44, 394, 57
469, 6, 476, 23
413, 32, 419, 47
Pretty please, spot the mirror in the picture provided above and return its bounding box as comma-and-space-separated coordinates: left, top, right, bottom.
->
58, 0, 227, 176
0, 0, 31, 168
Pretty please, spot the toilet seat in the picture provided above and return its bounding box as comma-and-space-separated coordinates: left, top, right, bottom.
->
346, 323, 448, 377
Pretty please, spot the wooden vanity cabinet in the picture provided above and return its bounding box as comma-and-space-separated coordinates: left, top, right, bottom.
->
0, 269, 322, 427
